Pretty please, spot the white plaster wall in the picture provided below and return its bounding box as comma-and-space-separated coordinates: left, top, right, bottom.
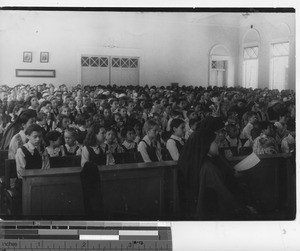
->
0, 12, 294, 89
0, 11, 240, 88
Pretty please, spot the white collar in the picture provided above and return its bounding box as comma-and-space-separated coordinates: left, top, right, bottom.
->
26, 141, 37, 151
171, 134, 183, 141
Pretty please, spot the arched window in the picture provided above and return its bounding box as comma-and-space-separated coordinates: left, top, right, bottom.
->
242, 29, 260, 89
209, 44, 232, 87
269, 23, 290, 91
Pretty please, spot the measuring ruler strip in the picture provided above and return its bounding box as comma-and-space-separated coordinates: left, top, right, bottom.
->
0, 222, 172, 250
0, 239, 172, 250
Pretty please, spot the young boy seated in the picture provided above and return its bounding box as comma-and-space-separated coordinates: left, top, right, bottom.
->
8, 110, 37, 159
15, 124, 50, 179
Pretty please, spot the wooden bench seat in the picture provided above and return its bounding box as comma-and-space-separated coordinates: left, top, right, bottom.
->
18, 160, 177, 219
2, 153, 295, 220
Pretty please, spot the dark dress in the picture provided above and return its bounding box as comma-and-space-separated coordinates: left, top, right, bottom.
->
86, 145, 107, 166
178, 129, 245, 220
138, 140, 159, 162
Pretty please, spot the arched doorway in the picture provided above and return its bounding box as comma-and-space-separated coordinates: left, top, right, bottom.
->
209, 44, 231, 87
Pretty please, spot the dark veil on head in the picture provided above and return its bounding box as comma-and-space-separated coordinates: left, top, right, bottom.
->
178, 128, 216, 191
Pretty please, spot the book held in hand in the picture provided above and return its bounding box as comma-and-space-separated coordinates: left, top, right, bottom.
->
234, 152, 261, 172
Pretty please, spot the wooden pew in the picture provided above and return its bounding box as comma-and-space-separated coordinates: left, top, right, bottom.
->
8, 153, 295, 220
20, 167, 84, 216
227, 153, 294, 218
49, 155, 81, 168
19, 160, 178, 219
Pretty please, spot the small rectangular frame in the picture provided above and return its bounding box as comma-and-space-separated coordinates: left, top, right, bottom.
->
16, 69, 56, 78
23, 51, 32, 63
40, 52, 49, 63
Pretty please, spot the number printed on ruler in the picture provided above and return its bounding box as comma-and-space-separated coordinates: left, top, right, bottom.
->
0, 239, 172, 250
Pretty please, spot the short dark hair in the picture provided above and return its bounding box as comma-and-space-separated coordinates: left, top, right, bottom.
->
251, 127, 262, 140
19, 109, 37, 124
46, 130, 61, 142
170, 118, 185, 133
211, 91, 220, 98
25, 124, 43, 136
75, 114, 87, 126
121, 127, 135, 138
189, 118, 198, 128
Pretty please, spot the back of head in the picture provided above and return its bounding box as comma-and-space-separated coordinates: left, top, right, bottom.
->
45, 130, 61, 145
18, 109, 37, 124
196, 116, 225, 133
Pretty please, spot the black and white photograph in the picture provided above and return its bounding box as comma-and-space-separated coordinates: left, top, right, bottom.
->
0, 8, 296, 224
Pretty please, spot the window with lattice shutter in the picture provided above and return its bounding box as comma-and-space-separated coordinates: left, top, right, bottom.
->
211, 61, 225, 70
90, 57, 99, 67
211, 61, 217, 69
81, 57, 90, 67
112, 58, 121, 68
129, 58, 138, 68
100, 57, 109, 67
121, 58, 129, 68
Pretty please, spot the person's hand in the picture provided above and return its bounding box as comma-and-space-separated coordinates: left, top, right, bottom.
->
234, 170, 242, 178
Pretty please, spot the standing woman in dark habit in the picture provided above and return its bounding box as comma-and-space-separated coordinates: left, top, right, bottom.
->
178, 124, 249, 220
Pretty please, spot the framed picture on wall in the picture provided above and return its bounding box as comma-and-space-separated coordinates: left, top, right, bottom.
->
23, 52, 32, 63
40, 52, 49, 63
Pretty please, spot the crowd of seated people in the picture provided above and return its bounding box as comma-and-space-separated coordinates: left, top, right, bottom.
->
0, 83, 295, 164
0, 83, 295, 215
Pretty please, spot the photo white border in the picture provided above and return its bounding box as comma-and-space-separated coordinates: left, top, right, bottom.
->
0, 1, 299, 250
